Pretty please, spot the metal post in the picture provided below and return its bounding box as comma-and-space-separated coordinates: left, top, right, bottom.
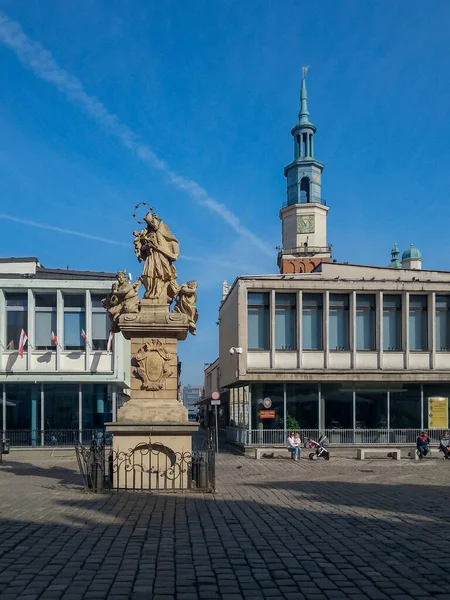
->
2, 383, 6, 438
283, 382, 287, 436
40, 383, 44, 447
318, 383, 322, 432
387, 390, 390, 434
215, 405, 219, 454
78, 383, 83, 444
112, 387, 117, 422
420, 383, 424, 430
352, 387, 356, 434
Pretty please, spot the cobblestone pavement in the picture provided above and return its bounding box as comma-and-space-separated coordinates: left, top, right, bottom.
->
0, 450, 449, 600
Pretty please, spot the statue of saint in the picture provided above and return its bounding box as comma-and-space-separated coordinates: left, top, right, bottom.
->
173, 280, 198, 335
133, 210, 179, 302
102, 270, 141, 331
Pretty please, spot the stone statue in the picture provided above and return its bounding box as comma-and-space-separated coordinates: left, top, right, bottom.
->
133, 210, 179, 303
102, 270, 141, 332
173, 280, 198, 335
133, 339, 172, 391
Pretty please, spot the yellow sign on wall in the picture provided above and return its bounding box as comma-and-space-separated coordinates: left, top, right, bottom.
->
428, 397, 449, 429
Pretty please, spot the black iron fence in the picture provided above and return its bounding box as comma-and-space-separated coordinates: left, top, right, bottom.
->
75, 439, 215, 493
4, 429, 109, 448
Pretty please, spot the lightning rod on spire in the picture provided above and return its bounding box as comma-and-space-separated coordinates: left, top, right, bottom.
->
302, 65, 309, 79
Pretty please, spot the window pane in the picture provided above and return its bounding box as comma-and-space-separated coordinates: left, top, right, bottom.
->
5, 384, 41, 437
275, 294, 296, 350
389, 384, 421, 429
64, 312, 86, 349
36, 311, 57, 349
329, 294, 349, 350
43, 384, 79, 430
64, 294, 85, 308
302, 294, 322, 350
436, 296, 449, 351
92, 312, 109, 351
91, 294, 105, 309
35, 294, 56, 308
6, 312, 27, 349
286, 383, 318, 429
356, 294, 375, 350
248, 293, 269, 307
82, 384, 111, 429
409, 296, 427, 351
6, 293, 27, 308
383, 295, 401, 351
355, 384, 388, 429
251, 383, 284, 433
248, 308, 269, 349
322, 383, 353, 429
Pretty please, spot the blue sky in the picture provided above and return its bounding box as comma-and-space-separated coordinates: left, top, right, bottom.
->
1, 1, 450, 385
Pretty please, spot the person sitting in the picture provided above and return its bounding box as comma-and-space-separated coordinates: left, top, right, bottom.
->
416, 431, 430, 459
439, 429, 450, 459
287, 431, 300, 461
294, 433, 302, 459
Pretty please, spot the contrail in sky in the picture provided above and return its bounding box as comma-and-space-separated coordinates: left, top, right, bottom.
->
0, 213, 247, 269
0, 12, 272, 256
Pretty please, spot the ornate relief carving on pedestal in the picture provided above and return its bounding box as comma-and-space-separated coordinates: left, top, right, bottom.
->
133, 339, 172, 391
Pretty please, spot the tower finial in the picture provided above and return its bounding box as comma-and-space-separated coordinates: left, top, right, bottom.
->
299, 66, 311, 125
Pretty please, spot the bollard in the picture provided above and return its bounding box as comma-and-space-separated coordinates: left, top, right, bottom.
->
198, 459, 207, 489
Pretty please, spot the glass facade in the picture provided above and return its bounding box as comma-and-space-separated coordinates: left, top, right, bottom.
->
91, 295, 110, 351
435, 296, 450, 352
355, 383, 388, 429
286, 383, 319, 429
64, 294, 86, 350
251, 383, 284, 430
383, 295, 402, 351
275, 293, 296, 350
35, 294, 57, 350
356, 294, 376, 350
409, 295, 427, 351
389, 383, 421, 429
248, 293, 270, 350
321, 383, 353, 429
6, 293, 28, 350
302, 293, 323, 350
329, 294, 349, 350
2, 383, 118, 445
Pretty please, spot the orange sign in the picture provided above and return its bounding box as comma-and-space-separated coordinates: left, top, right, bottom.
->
260, 410, 275, 419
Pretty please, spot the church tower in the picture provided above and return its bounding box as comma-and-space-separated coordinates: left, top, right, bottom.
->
278, 69, 331, 274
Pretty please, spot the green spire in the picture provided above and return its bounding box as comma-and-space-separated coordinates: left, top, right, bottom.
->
298, 66, 313, 126
389, 242, 402, 268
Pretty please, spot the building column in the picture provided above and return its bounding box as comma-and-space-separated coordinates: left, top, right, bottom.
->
85, 290, 91, 372
318, 383, 324, 431
27, 289, 35, 370
420, 383, 424, 430
305, 134, 310, 158
56, 289, 63, 371
40, 383, 44, 447
404, 292, 409, 370
430, 292, 435, 369
247, 385, 252, 439
78, 384, 83, 443
352, 387, 356, 434
31, 386, 39, 447
350, 291, 357, 369
270, 289, 276, 368
387, 390, 390, 433
324, 291, 330, 368
283, 383, 287, 436
310, 135, 314, 158
378, 291, 383, 370
0, 290, 5, 368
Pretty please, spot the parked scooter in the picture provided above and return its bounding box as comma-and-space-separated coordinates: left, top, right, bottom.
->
307, 434, 330, 460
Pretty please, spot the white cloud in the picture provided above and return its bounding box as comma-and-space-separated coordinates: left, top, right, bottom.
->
0, 11, 272, 256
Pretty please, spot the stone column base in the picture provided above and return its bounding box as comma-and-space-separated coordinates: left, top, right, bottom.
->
105, 422, 199, 490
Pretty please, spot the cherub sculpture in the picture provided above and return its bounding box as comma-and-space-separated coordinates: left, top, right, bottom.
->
102, 270, 141, 332
173, 280, 198, 335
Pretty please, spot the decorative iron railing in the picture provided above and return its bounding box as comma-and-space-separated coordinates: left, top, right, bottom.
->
226, 427, 447, 447
75, 439, 215, 493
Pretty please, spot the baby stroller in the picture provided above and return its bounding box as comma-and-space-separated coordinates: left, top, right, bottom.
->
308, 434, 330, 460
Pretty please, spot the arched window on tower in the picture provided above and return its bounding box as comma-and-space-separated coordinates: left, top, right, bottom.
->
300, 177, 310, 203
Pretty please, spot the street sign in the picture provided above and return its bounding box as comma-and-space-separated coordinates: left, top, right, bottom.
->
260, 410, 275, 419
211, 390, 220, 401
211, 399, 220, 406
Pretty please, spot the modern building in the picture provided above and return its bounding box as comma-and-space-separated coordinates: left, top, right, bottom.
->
205, 73, 450, 447
0, 258, 129, 446
182, 384, 202, 419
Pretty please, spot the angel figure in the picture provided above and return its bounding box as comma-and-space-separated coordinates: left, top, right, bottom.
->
102, 270, 141, 331
173, 280, 198, 335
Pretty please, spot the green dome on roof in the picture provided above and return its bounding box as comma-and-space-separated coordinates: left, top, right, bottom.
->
402, 244, 422, 261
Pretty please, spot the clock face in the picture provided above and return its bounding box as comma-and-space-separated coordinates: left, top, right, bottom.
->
297, 214, 315, 234
313, 174, 320, 183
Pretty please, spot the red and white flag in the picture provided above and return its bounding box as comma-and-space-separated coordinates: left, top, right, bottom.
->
51, 331, 59, 346
107, 331, 113, 353
81, 329, 91, 347
18, 329, 28, 358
